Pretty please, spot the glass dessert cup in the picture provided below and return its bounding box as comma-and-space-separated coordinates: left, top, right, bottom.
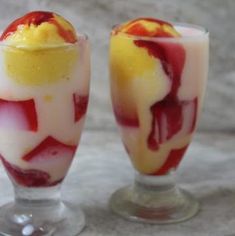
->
109, 23, 209, 224
0, 35, 90, 235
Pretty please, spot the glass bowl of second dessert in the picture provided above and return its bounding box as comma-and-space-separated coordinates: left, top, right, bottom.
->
0, 11, 90, 235
109, 17, 209, 224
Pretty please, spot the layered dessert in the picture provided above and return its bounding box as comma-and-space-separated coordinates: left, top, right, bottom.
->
0, 11, 90, 187
110, 18, 208, 175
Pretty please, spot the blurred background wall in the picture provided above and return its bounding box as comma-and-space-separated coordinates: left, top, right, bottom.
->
0, 0, 234, 132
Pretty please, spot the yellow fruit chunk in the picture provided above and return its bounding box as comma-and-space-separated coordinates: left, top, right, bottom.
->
114, 17, 180, 37
4, 46, 78, 86
1, 11, 77, 46
5, 23, 67, 48
110, 34, 156, 86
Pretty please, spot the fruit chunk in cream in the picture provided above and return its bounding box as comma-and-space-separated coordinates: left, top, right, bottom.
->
110, 18, 208, 175
0, 11, 90, 187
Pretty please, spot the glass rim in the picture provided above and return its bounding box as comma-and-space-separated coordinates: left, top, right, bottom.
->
0, 33, 88, 51
111, 22, 209, 41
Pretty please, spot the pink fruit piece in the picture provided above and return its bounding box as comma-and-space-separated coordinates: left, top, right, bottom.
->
113, 106, 139, 127
0, 154, 61, 187
73, 94, 89, 122
148, 98, 198, 151
0, 98, 38, 131
22, 136, 77, 162
148, 97, 183, 150
153, 145, 188, 175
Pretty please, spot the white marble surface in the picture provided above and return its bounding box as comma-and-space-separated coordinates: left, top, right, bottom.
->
0, 130, 234, 236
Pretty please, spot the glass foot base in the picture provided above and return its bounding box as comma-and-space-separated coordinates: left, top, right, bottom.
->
0, 201, 85, 236
109, 184, 199, 224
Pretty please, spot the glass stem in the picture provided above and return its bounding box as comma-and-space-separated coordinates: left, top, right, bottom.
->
4, 184, 63, 227
0, 183, 86, 235
132, 172, 182, 208
14, 184, 62, 207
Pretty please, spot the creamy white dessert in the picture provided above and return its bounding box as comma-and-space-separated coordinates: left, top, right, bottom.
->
0, 11, 90, 187
110, 18, 208, 175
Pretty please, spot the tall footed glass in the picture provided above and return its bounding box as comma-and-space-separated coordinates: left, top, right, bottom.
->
0, 35, 90, 235
109, 23, 209, 223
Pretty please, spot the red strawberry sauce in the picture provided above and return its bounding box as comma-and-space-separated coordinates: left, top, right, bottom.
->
0, 11, 77, 43
114, 18, 176, 37
134, 40, 197, 152
0, 136, 77, 187
154, 145, 189, 175
0, 154, 62, 187
73, 94, 89, 122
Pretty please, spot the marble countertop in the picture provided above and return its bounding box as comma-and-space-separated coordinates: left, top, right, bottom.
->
0, 129, 234, 236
